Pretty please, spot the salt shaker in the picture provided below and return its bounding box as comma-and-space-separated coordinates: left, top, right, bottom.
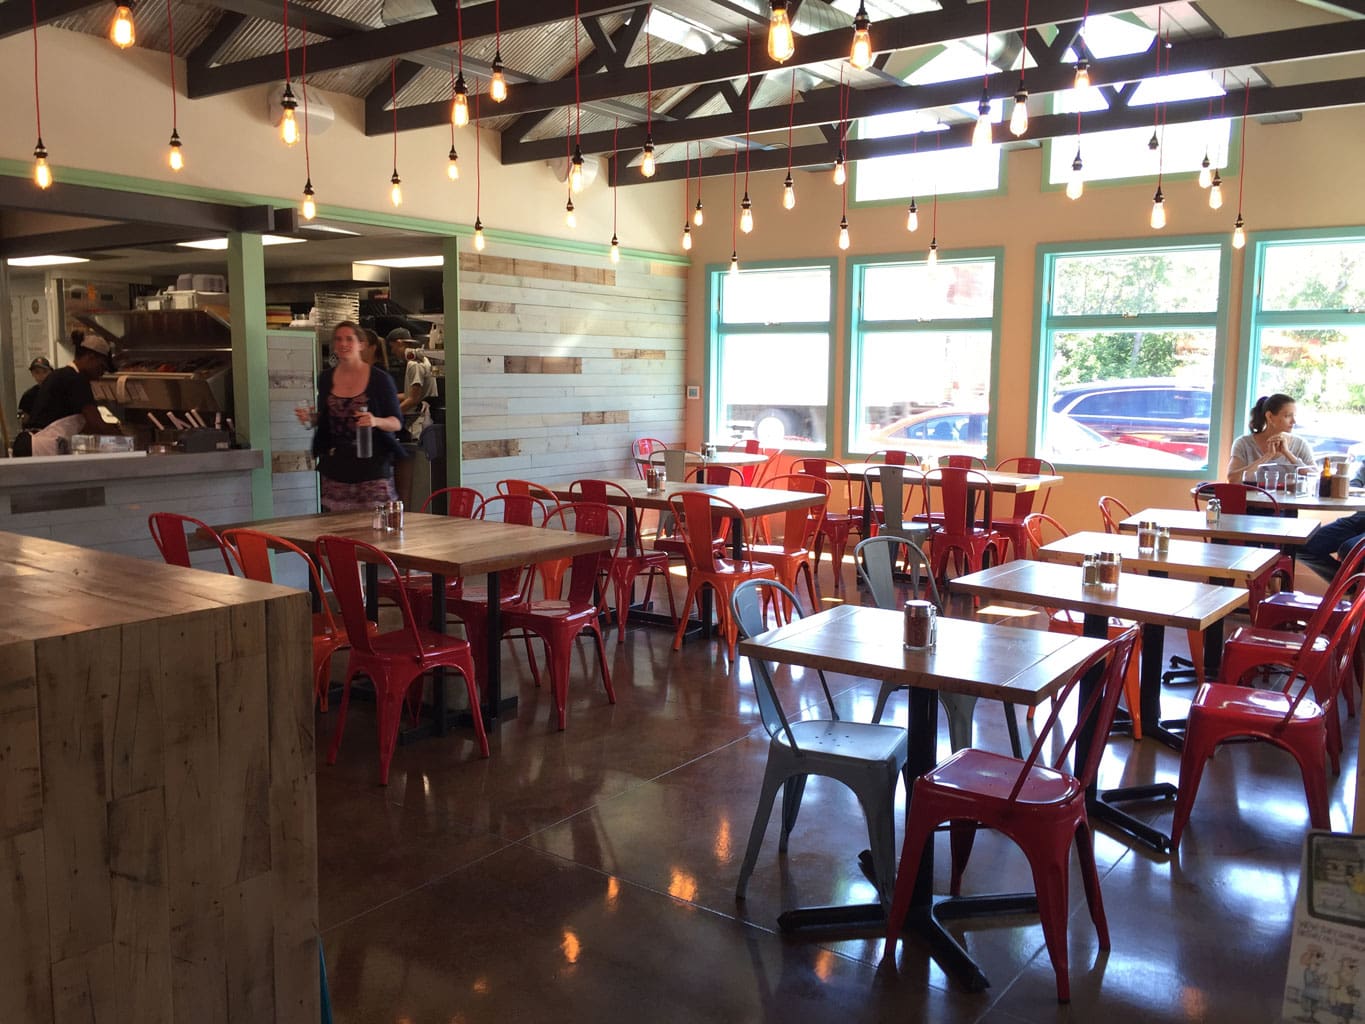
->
1082, 554, 1101, 587
1156, 525, 1171, 554
372, 503, 386, 531
1206, 497, 1222, 526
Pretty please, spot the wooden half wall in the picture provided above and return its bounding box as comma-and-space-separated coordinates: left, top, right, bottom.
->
456, 244, 686, 493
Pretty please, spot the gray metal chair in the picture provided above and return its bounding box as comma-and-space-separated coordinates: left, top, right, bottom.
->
731, 578, 909, 907
867, 465, 931, 551
854, 535, 1023, 757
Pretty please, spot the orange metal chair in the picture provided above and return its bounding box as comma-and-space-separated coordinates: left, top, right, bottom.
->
1170, 574, 1365, 848
883, 629, 1139, 1003
731, 438, 762, 485
792, 457, 857, 590
1097, 495, 1132, 534
744, 473, 828, 612
498, 502, 622, 730
994, 456, 1056, 560
670, 491, 775, 657
148, 511, 236, 573
921, 467, 1008, 582
319, 534, 487, 784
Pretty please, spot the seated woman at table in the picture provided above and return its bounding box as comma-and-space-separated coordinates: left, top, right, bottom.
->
296, 321, 405, 512
1226, 393, 1316, 484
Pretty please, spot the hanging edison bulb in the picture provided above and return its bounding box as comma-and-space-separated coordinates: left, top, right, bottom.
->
473, 217, 486, 251
1198, 152, 1212, 189
848, 3, 872, 70
1233, 213, 1246, 249
109, 3, 135, 48
927, 238, 938, 267
693, 199, 704, 226
447, 146, 460, 181
906, 198, 918, 232
609, 234, 621, 264
452, 75, 469, 126
832, 152, 846, 186
740, 193, 753, 234
782, 174, 795, 210
32, 139, 51, 190
489, 55, 508, 103
570, 145, 586, 193
1066, 150, 1084, 200
1073, 59, 1090, 91
279, 85, 299, 146
167, 130, 184, 171
1150, 186, 1167, 230
682, 223, 692, 251
641, 136, 656, 178
565, 196, 576, 229
1009, 85, 1029, 137
768, 0, 795, 63
1208, 171, 1224, 210
838, 215, 850, 251
972, 91, 993, 148
728, 250, 739, 275
389, 169, 403, 207
301, 179, 317, 221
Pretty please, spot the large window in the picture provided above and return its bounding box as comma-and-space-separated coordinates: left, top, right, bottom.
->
1036, 241, 1228, 472
1243, 232, 1365, 460
707, 263, 834, 449
847, 252, 1000, 459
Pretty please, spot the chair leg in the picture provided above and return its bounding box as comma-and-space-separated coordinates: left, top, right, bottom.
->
327, 663, 357, 766
871, 682, 898, 724
1074, 821, 1109, 948
1170, 716, 1218, 850
672, 579, 703, 651
456, 663, 490, 758
939, 692, 977, 752
1003, 702, 1023, 758
546, 632, 575, 731
856, 775, 900, 907
882, 808, 937, 963
736, 765, 786, 900
779, 774, 808, 852
1028, 834, 1077, 1003
1123, 631, 1144, 740
589, 623, 616, 704
948, 821, 977, 896
1292, 737, 1333, 831
613, 575, 632, 644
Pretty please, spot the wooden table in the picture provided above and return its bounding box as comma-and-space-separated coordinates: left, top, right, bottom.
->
1118, 507, 1320, 547
950, 560, 1248, 853
215, 511, 611, 727
823, 464, 1063, 535
739, 605, 1108, 991
634, 450, 768, 468
1195, 485, 1365, 515
1037, 531, 1280, 586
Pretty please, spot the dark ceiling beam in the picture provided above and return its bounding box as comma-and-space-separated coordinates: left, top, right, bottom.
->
1297, 0, 1365, 16
211, 0, 361, 39
616, 75, 1365, 184
507, 19, 1365, 162
365, 60, 424, 127
0, 0, 103, 39
381, 0, 1154, 136
0, 178, 275, 233
188, 0, 639, 97
187, 11, 248, 71
0, 224, 222, 259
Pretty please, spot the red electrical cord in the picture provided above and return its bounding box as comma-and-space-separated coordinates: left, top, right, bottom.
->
1020, 0, 1029, 83
743, 22, 751, 190
455, 0, 463, 75
30, 0, 41, 141
786, 69, 795, 177
282, 0, 290, 82
391, 60, 398, 171
166, 0, 176, 131
731, 144, 738, 251
475, 87, 481, 215
450, 57, 456, 148
573, 0, 581, 142
1235, 77, 1251, 209
683, 142, 690, 218
645, 10, 652, 138
612, 116, 619, 234
302, 18, 310, 178
983, 0, 991, 88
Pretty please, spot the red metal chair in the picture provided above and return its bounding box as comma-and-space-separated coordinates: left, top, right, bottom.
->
569, 479, 678, 642
686, 464, 744, 486
222, 527, 377, 712
867, 449, 910, 466
632, 437, 667, 479
1021, 513, 1143, 739
670, 491, 776, 658
498, 480, 568, 597
994, 456, 1056, 560
882, 628, 1139, 1003
792, 457, 857, 590
921, 467, 1008, 582
318, 534, 487, 784
1170, 574, 1365, 848
148, 512, 236, 573
731, 438, 762, 485
1097, 495, 1131, 534
1192, 481, 1295, 615
940, 454, 989, 470
377, 486, 483, 614
847, 451, 910, 534
744, 473, 827, 612
498, 501, 623, 730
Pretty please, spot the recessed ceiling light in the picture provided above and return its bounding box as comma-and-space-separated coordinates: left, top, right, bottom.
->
355, 256, 444, 268
176, 235, 306, 250
6, 255, 91, 267
297, 222, 363, 236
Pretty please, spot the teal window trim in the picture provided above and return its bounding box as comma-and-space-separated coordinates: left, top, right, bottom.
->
843, 246, 1004, 462
704, 258, 839, 455
1029, 234, 1233, 478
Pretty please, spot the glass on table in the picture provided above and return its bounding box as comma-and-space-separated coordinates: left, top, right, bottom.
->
1257, 465, 1281, 492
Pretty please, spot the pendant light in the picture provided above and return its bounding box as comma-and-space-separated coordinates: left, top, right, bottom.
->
299, 19, 315, 218
446, 59, 461, 180
473, 219, 485, 250
563, 112, 575, 227
1149, 187, 1166, 229
848, 1, 872, 71
694, 168, 704, 225
837, 144, 849, 249
109, 2, 134, 48
301, 181, 316, 221
1209, 170, 1224, 209
451, 0, 469, 126
1198, 152, 1212, 189
389, 62, 402, 206
1065, 110, 1083, 200
682, 224, 692, 250
926, 133, 940, 266
473, 91, 485, 250
739, 25, 753, 233
30, 0, 50, 189
489, 0, 507, 103
729, 144, 740, 276
768, 0, 794, 63
278, 1, 297, 146
906, 198, 918, 232
740, 194, 753, 233
833, 153, 846, 186
565, 196, 576, 228
782, 69, 796, 210
681, 144, 693, 250
569, 0, 586, 193
1009, 0, 1030, 137
729, 252, 739, 275
927, 238, 938, 267
164, 0, 182, 170
640, 10, 655, 177
782, 175, 795, 210
609, 117, 621, 262
972, 0, 993, 149
1072, 0, 1090, 91
832, 68, 848, 186
1232, 78, 1251, 249
1148, 24, 1167, 230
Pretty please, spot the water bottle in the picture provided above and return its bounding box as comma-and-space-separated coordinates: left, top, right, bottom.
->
355, 403, 373, 459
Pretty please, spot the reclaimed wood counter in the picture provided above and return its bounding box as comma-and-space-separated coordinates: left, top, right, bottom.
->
0, 531, 317, 1024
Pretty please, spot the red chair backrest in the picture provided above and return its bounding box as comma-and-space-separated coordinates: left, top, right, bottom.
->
222, 528, 337, 633
1021, 512, 1069, 559
317, 535, 423, 656
543, 501, 623, 608
669, 491, 741, 571
569, 479, 644, 554
870, 449, 908, 466
420, 486, 482, 517
1285, 574, 1365, 719
633, 437, 666, 459
476, 493, 548, 526
926, 467, 994, 533
942, 455, 988, 470
1098, 496, 1131, 534
1193, 482, 1278, 516
149, 512, 235, 573
996, 457, 1056, 517
686, 464, 743, 486
496, 479, 558, 503
757, 473, 828, 552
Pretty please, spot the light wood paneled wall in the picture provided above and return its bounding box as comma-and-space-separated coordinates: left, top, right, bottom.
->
457, 244, 687, 494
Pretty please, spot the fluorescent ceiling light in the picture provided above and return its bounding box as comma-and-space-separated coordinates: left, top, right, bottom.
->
177, 234, 306, 250
297, 222, 363, 236
355, 256, 444, 268
6, 255, 91, 267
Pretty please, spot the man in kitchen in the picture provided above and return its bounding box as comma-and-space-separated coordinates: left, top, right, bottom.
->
22, 335, 125, 455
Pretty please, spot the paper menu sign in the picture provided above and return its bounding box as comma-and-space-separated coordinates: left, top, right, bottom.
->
1283, 831, 1365, 1023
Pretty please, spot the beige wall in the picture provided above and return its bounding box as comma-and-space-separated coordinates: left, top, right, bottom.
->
0, 27, 682, 252
682, 106, 1365, 530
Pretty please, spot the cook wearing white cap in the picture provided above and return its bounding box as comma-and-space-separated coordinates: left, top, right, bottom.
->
25, 335, 124, 456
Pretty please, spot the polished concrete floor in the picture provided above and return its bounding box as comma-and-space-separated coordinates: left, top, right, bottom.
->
319, 559, 1357, 1023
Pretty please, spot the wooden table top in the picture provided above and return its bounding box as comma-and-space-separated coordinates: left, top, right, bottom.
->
634, 450, 768, 467
1119, 508, 1320, 546
738, 605, 1109, 705
1037, 531, 1280, 585
950, 559, 1248, 631
215, 511, 611, 577
1245, 489, 1365, 513
823, 464, 1064, 494
545, 478, 824, 516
